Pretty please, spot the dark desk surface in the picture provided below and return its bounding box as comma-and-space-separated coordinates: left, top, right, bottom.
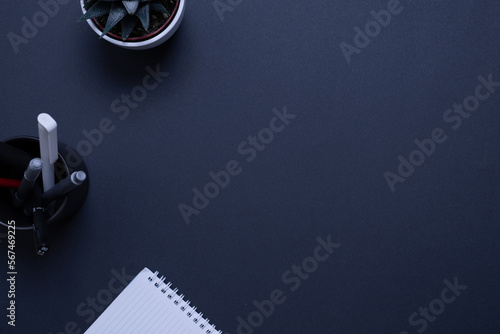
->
1, 1, 500, 333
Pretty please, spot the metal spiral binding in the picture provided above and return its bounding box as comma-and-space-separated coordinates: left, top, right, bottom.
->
148, 270, 222, 334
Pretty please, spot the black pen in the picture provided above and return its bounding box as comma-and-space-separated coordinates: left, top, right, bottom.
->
42, 171, 86, 205
31, 184, 49, 256
13, 158, 43, 207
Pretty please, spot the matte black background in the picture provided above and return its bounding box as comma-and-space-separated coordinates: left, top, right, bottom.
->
1, 0, 499, 333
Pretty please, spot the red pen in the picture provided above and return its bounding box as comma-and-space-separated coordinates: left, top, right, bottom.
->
0, 178, 22, 188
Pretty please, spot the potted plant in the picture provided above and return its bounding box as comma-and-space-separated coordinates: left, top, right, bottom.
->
79, 0, 186, 50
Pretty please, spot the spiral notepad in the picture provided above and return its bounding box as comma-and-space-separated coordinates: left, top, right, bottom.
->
84, 268, 222, 334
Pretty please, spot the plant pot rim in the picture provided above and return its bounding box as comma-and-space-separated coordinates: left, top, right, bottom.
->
80, 0, 186, 50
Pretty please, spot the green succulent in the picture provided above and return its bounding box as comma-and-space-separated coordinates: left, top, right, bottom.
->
79, 0, 172, 41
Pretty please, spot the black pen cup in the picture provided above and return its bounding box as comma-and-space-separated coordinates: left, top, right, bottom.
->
0, 136, 89, 229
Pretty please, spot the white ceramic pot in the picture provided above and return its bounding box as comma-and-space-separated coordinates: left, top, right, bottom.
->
80, 0, 186, 50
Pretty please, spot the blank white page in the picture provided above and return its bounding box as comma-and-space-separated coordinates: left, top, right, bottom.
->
85, 268, 221, 334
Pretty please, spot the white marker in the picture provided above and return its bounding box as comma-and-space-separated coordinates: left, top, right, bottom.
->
37, 113, 58, 192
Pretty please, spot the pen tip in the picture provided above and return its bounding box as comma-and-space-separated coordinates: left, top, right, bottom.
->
74, 171, 87, 183
30, 158, 43, 170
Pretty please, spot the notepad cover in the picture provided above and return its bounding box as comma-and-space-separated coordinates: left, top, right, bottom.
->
84, 268, 221, 334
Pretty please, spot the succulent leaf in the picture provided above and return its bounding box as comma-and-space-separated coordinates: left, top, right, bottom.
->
136, 3, 150, 31
83, 0, 99, 10
122, 0, 140, 15
81, 0, 175, 40
121, 15, 139, 40
79, 2, 112, 21
150, 2, 170, 15
101, 2, 128, 38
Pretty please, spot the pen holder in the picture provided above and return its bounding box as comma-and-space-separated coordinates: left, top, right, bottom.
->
0, 136, 89, 229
